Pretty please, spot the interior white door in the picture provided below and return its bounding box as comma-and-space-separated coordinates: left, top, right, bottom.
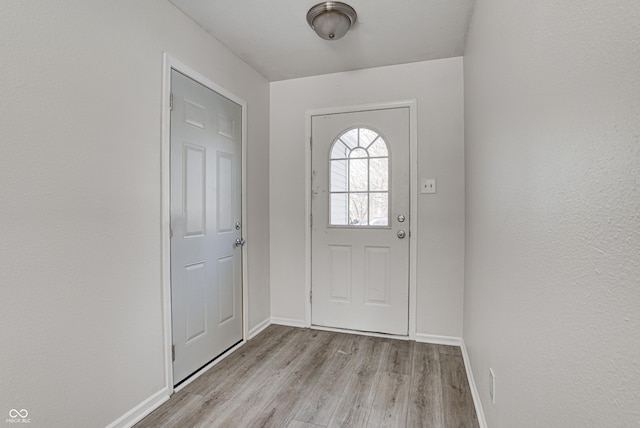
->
311, 107, 410, 335
170, 70, 243, 385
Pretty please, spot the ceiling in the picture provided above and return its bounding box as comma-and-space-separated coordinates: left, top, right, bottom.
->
169, 0, 476, 82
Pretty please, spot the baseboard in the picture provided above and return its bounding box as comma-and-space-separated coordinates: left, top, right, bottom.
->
105, 387, 170, 428
270, 317, 308, 328
248, 318, 271, 339
460, 340, 488, 428
109, 336, 250, 427
106, 327, 486, 428
414, 332, 462, 346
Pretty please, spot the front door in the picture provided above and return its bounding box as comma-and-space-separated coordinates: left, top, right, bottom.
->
311, 107, 410, 335
170, 70, 243, 385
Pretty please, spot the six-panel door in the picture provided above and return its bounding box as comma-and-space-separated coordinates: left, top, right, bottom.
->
170, 70, 243, 384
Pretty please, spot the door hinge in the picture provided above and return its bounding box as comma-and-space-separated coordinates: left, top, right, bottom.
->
310, 290, 312, 304
309, 137, 312, 150
171, 344, 175, 361
310, 213, 313, 228
170, 92, 174, 110
169, 225, 173, 238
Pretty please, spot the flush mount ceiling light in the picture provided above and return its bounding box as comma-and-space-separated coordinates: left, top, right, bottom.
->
307, 2, 357, 41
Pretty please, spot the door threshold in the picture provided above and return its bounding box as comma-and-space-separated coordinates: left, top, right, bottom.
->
173, 339, 244, 392
310, 324, 409, 341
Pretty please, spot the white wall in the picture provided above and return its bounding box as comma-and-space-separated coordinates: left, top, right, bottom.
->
270, 58, 465, 337
464, 0, 640, 426
0, 2, 269, 427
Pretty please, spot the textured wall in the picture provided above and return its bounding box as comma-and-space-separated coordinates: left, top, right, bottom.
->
0, 2, 269, 427
270, 58, 465, 337
464, 0, 640, 426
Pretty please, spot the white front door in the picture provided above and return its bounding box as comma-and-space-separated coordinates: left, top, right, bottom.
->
311, 107, 410, 335
170, 70, 243, 385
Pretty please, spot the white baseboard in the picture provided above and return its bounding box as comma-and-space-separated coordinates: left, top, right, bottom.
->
460, 340, 488, 428
107, 326, 486, 428
270, 317, 308, 328
414, 333, 486, 428
414, 332, 462, 346
248, 318, 271, 339
106, 387, 170, 428
109, 338, 249, 427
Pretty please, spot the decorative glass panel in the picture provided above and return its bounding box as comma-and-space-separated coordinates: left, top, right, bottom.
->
331, 140, 349, 159
328, 127, 390, 227
360, 128, 379, 148
340, 129, 358, 148
369, 158, 388, 191
349, 159, 368, 191
369, 193, 388, 226
330, 193, 349, 225
330, 160, 348, 192
368, 138, 388, 157
349, 193, 369, 225
349, 148, 368, 158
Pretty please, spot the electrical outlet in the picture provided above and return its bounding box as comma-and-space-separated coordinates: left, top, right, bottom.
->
421, 178, 436, 194
489, 368, 496, 404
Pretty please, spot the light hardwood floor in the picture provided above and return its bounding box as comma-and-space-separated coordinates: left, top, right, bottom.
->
135, 325, 479, 428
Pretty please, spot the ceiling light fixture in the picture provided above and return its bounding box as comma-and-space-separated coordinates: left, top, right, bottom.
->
306, 2, 357, 41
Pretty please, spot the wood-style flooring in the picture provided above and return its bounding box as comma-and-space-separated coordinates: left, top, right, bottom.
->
135, 325, 479, 428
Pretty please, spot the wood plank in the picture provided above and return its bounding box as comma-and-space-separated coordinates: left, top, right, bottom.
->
386, 339, 414, 375
163, 327, 309, 427
440, 353, 480, 428
407, 343, 443, 428
437, 344, 462, 357
327, 337, 391, 428
133, 391, 202, 428
135, 327, 481, 428
202, 330, 335, 428
287, 420, 325, 428
247, 332, 348, 428
183, 324, 296, 396
366, 372, 411, 427
294, 333, 369, 426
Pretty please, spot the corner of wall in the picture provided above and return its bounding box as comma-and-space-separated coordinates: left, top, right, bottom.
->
460, 340, 488, 428
105, 388, 171, 428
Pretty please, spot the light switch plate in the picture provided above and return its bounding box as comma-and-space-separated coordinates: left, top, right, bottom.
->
421, 178, 436, 194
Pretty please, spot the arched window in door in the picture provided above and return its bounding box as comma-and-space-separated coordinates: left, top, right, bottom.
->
329, 127, 389, 226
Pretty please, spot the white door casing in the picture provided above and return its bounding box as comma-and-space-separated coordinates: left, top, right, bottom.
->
311, 107, 410, 335
170, 69, 243, 385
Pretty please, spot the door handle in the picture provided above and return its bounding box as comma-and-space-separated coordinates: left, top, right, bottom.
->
234, 238, 246, 247
397, 230, 406, 239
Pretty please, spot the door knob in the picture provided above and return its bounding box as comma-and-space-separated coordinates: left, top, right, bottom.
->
234, 238, 246, 247
397, 230, 406, 239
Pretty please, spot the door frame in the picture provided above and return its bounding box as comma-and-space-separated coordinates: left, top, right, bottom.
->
160, 53, 248, 391
305, 100, 418, 339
